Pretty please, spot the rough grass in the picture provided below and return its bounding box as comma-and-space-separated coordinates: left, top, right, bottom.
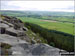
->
25, 29, 47, 43
0, 42, 11, 49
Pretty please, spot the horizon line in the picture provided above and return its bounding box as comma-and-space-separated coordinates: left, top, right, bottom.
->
1, 10, 74, 12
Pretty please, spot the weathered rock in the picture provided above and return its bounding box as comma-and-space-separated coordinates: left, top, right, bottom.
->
31, 39, 36, 44
0, 23, 9, 34
3, 18, 10, 22
19, 43, 31, 50
0, 34, 27, 45
2, 21, 14, 27
14, 23, 21, 30
5, 28, 18, 36
0, 48, 12, 55
17, 43, 61, 56
0, 17, 3, 21
18, 32, 26, 37
5, 27, 26, 37
5, 30, 17, 37
0, 27, 6, 34
0, 23, 9, 28
30, 43, 60, 55
18, 19, 23, 23
22, 27, 28, 31
0, 18, 3, 23
3, 16, 12, 20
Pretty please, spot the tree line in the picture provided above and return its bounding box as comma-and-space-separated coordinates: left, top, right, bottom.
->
25, 22, 74, 52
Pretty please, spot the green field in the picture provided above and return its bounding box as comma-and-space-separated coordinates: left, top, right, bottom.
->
18, 17, 74, 35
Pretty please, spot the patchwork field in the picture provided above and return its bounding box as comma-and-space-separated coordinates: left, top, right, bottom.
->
17, 17, 74, 35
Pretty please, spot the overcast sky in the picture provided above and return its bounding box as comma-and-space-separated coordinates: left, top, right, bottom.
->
1, 1, 74, 12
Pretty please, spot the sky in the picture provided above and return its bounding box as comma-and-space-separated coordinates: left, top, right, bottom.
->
1, 1, 74, 12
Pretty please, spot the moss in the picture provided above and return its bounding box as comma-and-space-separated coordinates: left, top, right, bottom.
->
0, 43, 12, 49
50, 42, 55, 47
0, 43, 12, 56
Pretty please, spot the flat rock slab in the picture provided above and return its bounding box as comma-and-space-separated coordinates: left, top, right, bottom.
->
0, 34, 27, 45
6, 27, 25, 37
0, 34, 61, 56
0, 17, 3, 21
0, 23, 9, 28
18, 43, 61, 56
11, 45, 32, 56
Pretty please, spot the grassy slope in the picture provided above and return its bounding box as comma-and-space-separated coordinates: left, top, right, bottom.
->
17, 17, 74, 35
25, 29, 47, 43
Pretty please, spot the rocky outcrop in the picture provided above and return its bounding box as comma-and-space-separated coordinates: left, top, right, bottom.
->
18, 43, 61, 56
0, 15, 30, 56
0, 15, 72, 56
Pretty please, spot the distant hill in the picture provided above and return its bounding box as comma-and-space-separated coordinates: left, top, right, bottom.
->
0, 10, 74, 17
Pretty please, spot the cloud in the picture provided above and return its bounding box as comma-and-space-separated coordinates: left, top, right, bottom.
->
1, 1, 74, 12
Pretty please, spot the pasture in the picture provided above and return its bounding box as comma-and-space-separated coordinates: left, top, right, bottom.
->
17, 17, 74, 35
